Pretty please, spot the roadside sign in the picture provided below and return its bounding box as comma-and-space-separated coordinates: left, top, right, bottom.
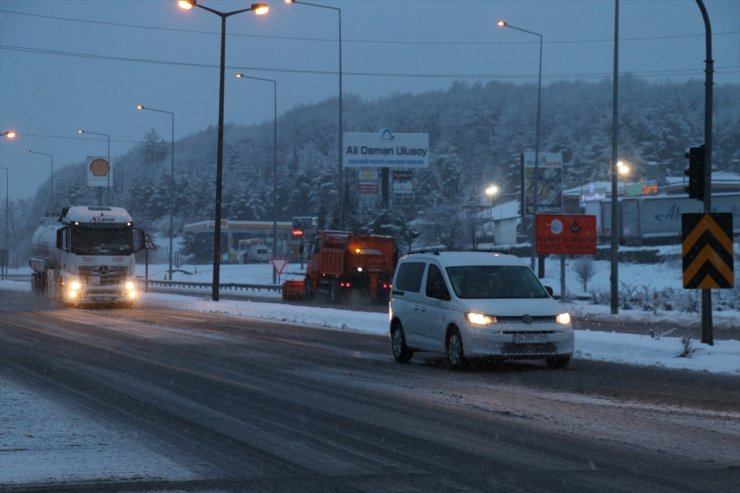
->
535, 214, 597, 255
682, 213, 734, 289
271, 258, 289, 275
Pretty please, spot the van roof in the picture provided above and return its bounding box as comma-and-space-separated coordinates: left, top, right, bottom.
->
400, 251, 528, 268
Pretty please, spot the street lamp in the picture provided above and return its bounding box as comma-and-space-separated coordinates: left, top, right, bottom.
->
485, 184, 499, 244
77, 129, 111, 205
26, 150, 54, 212
617, 160, 630, 195
285, 0, 344, 229
497, 19, 543, 272
177, 0, 269, 302
0, 166, 8, 279
234, 73, 280, 284
1, 131, 16, 139
137, 104, 176, 281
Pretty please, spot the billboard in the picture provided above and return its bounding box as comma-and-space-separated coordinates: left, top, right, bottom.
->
86, 155, 113, 188
522, 152, 562, 215
535, 214, 597, 255
344, 129, 429, 168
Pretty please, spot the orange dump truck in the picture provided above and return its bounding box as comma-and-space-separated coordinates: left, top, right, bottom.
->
282, 230, 397, 303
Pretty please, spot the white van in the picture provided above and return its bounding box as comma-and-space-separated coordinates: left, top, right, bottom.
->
389, 251, 574, 369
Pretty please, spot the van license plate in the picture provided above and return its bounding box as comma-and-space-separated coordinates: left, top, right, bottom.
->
513, 334, 546, 344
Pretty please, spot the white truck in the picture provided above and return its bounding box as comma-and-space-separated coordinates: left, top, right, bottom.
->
30, 206, 145, 306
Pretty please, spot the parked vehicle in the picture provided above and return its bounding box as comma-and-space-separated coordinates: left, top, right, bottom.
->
389, 251, 574, 369
282, 230, 397, 303
29, 206, 145, 306
238, 238, 271, 263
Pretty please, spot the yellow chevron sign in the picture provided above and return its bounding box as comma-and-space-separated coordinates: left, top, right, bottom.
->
682, 213, 734, 289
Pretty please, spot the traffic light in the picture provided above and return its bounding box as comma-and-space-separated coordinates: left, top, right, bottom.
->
684, 145, 705, 201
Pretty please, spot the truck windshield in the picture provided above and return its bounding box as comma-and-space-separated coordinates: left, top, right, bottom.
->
70, 226, 134, 255
447, 265, 549, 299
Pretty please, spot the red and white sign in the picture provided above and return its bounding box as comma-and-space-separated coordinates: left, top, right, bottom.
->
271, 258, 289, 274
535, 214, 597, 255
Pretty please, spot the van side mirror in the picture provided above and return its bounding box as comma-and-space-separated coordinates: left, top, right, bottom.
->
544, 285, 554, 297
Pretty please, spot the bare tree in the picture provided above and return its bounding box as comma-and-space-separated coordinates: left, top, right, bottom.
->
573, 257, 596, 292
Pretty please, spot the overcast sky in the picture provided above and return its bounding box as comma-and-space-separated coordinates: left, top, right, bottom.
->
1, 0, 738, 202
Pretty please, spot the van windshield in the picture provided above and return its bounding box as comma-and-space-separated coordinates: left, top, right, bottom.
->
446, 265, 549, 299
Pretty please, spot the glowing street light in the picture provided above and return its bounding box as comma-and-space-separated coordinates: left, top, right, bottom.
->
617, 160, 631, 194
285, 0, 344, 229
177, 0, 269, 302
235, 73, 280, 283
137, 104, 176, 281
26, 150, 54, 212
1, 131, 16, 139
497, 18, 543, 273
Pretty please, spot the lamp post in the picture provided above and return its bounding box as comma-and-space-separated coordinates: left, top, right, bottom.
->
26, 150, 54, 212
137, 104, 176, 281
497, 19, 543, 273
177, 0, 269, 302
0, 166, 8, 279
285, 0, 344, 229
485, 184, 499, 245
77, 129, 111, 205
235, 73, 280, 284
1, 131, 16, 139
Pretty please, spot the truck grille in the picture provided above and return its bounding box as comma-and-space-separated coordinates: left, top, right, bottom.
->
79, 266, 128, 286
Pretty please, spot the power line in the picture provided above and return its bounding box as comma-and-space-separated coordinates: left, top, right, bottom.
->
1, 8, 738, 47
2, 44, 738, 81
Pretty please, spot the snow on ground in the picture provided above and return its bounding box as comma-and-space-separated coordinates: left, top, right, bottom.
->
0, 258, 738, 486
0, 379, 195, 485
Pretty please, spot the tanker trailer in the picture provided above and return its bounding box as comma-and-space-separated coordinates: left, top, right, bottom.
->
30, 206, 145, 306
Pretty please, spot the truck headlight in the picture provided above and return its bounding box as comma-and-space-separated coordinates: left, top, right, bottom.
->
556, 312, 571, 325
70, 279, 82, 291
466, 312, 497, 326
124, 280, 138, 299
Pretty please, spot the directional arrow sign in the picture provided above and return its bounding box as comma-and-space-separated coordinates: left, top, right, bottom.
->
682, 213, 734, 289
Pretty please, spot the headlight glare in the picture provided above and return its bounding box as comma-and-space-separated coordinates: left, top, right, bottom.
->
556, 312, 571, 325
466, 312, 496, 326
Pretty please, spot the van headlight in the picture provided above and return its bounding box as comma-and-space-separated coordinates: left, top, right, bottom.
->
556, 312, 571, 325
466, 312, 497, 326
69, 279, 82, 291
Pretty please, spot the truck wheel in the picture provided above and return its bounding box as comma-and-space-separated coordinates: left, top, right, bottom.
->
304, 277, 314, 300
329, 279, 341, 304
32, 273, 47, 296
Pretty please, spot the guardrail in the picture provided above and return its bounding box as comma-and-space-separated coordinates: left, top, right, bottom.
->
2, 274, 32, 282
146, 279, 281, 294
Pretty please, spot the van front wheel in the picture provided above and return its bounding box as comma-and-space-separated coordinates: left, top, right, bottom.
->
391, 322, 413, 363
446, 328, 468, 369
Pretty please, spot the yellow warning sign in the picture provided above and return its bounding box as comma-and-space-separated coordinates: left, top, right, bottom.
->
682, 213, 734, 289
